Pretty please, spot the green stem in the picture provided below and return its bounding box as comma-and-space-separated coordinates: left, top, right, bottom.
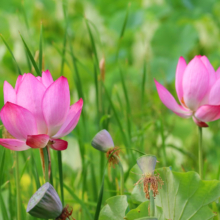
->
149, 189, 155, 216
117, 160, 124, 195
43, 147, 49, 183
15, 152, 21, 220
57, 151, 64, 205
198, 126, 203, 179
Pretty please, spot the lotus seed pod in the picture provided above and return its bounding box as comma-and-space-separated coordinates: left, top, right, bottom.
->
26, 182, 62, 219
137, 155, 157, 175
91, 129, 114, 152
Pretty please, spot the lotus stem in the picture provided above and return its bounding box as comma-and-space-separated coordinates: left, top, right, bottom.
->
43, 147, 49, 183
15, 152, 21, 220
57, 151, 64, 205
198, 126, 203, 179
149, 189, 155, 216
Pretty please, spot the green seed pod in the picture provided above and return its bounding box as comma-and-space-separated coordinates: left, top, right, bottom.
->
137, 155, 157, 175
91, 129, 114, 152
26, 182, 62, 219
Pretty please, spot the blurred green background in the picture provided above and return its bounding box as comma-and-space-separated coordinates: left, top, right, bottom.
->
1, 0, 220, 219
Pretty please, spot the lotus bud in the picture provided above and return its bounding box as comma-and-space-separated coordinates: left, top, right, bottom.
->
137, 155, 157, 176
26, 182, 62, 219
91, 129, 120, 167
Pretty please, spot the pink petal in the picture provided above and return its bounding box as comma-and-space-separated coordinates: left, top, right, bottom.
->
42, 76, 70, 136
15, 75, 24, 93
0, 139, 30, 151
26, 134, 50, 148
154, 80, 192, 118
53, 98, 83, 138
16, 73, 47, 134
194, 105, 220, 122
209, 78, 220, 105
200, 56, 216, 87
49, 138, 68, 151
0, 102, 38, 140
175, 57, 187, 104
4, 81, 16, 104
42, 70, 54, 88
36, 76, 42, 82
182, 56, 209, 111
216, 67, 220, 79
192, 117, 208, 127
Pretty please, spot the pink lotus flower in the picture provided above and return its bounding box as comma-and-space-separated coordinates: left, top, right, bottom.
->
155, 56, 220, 127
0, 70, 83, 151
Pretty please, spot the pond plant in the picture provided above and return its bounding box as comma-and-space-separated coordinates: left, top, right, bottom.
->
1, 1, 220, 220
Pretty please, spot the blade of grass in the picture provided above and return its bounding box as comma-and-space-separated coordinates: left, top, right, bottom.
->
141, 60, 147, 109
103, 84, 129, 149
63, 183, 93, 220
90, 153, 98, 202
119, 68, 131, 141
116, 3, 130, 61
31, 151, 40, 189
20, 34, 41, 76
94, 162, 107, 220
20, 156, 30, 180
0, 35, 22, 75
0, 148, 5, 184
117, 160, 124, 195
0, 191, 9, 220
60, 25, 67, 76
69, 40, 84, 100
60, 0, 68, 76
39, 23, 43, 72
119, 3, 130, 39
85, 18, 99, 66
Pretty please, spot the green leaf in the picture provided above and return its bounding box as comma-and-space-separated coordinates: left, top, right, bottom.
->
99, 195, 128, 220
130, 166, 220, 220
125, 201, 149, 219
155, 167, 220, 220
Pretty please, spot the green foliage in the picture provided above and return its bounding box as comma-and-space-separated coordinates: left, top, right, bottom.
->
100, 167, 220, 219
1, 0, 220, 219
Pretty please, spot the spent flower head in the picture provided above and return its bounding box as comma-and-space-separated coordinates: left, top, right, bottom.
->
27, 182, 74, 220
91, 129, 120, 167
135, 155, 163, 199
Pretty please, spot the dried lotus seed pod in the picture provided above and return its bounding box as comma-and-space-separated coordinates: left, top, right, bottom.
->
26, 182, 62, 219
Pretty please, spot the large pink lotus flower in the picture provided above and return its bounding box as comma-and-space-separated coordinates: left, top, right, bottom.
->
155, 55, 220, 127
0, 70, 83, 151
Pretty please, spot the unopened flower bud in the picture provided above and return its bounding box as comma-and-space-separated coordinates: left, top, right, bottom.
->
26, 182, 62, 219
91, 129, 114, 152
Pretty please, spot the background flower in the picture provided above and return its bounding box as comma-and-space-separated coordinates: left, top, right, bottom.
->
155, 56, 220, 127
